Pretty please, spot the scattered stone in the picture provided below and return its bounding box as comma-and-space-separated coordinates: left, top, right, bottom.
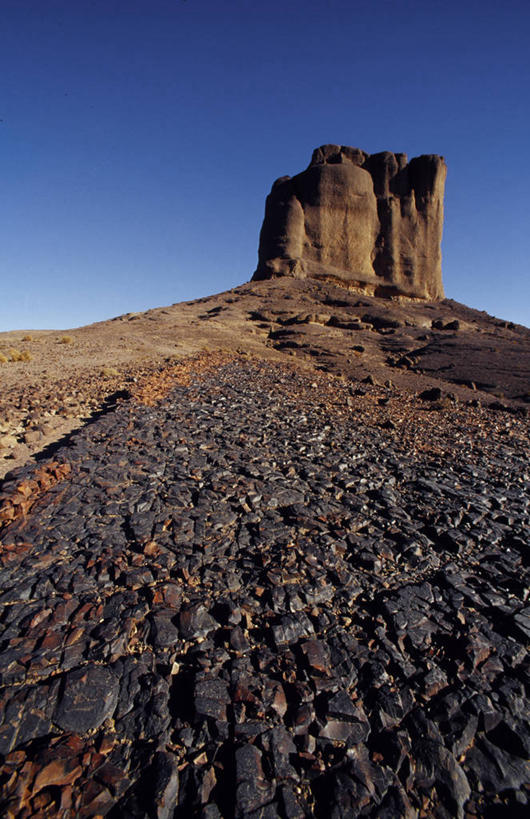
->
179, 604, 218, 640
150, 612, 180, 649
235, 744, 275, 815
151, 751, 179, 819
419, 386, 443, 401
0, 355, 528, 817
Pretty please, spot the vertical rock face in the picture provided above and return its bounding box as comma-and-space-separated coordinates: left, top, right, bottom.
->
253, 144, 447, 300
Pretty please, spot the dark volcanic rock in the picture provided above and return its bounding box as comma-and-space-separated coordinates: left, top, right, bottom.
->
151, 751, 180, 819
53, 664, 119, 734
0, 354, 528, 817
419, 386, 443, 401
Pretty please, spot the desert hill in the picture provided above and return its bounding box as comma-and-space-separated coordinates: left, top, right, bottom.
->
0, 146, 529, 817
1, 277, 529, 479
0, 309, 528, 816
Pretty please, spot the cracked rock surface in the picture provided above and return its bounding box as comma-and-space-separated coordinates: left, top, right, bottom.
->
0, 355, 528, 817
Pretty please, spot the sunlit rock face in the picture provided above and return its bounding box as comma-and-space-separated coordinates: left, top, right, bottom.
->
253, 144, 447, 300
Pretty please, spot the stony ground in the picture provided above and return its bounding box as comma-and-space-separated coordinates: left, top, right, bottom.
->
0, 354, 528, 818
2, 278, 528, 479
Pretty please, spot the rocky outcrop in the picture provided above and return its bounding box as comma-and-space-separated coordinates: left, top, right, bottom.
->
253, 144, 447, 300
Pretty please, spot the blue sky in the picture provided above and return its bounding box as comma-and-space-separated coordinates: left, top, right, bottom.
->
1, 0, 529, 330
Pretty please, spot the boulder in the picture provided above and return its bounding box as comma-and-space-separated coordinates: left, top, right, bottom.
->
253, 144, 446, 301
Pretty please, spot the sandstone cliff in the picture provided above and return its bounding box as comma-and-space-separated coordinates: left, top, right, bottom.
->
253, 144, 447, 300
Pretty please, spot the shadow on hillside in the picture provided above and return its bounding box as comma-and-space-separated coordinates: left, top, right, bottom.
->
33, 388, 131, 464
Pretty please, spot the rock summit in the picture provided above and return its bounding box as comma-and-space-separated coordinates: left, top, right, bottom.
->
253, 144, 447, 300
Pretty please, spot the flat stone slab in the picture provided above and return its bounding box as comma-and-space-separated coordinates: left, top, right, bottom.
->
53, 664, 120, 734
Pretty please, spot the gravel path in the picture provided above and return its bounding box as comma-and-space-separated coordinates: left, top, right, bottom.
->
0, 355, 528, 818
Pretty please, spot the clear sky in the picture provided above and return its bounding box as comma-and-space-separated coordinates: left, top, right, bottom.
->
1, 0, 529, 330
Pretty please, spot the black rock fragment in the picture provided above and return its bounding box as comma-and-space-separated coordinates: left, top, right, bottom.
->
53, 663, 119, 734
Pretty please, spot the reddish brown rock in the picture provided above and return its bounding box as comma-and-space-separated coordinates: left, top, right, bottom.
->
253, 144, 446, 300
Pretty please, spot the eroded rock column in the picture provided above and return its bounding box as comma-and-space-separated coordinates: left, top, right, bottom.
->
253, 144, 447, 301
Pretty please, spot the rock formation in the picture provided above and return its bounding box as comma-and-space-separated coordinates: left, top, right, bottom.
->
253, 144, 447, 300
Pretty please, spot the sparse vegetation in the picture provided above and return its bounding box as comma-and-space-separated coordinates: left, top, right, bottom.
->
22, 335, 33, 342
101, 366, 119, 377
59, 335, 73, 344
1, 349, 33, 363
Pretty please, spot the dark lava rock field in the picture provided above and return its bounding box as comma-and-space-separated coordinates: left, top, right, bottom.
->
0, 354, 528, 818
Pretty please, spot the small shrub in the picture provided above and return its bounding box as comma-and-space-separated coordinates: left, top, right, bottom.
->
22, 334, 33, 342
20, 350, 33, 362
101, 366, 119, 377
59, 335, 73, 344
8, 348, 23, 361
0, 353, 8, 364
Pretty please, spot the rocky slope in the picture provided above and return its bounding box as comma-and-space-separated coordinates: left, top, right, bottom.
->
0, 354, 528, 817
1, 278, 528, 479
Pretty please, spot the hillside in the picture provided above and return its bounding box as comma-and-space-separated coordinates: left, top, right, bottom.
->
1, 278, 528, 479
0, 340, 528, 816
